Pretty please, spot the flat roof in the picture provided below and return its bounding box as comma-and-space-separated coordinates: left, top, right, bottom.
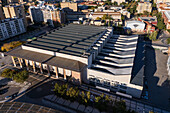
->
164, 11, 170, 20
24, 24, 106, 57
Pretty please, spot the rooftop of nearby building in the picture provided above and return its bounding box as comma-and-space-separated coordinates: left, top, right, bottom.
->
164, 10, 170, 20
138, 16, 157, 22
126, 20, 145, 25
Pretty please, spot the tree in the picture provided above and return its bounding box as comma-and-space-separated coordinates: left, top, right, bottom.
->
149, 31, 158, 41
0, 69, 15, 78
113, 100, 127, 113
14, 70, 29, 83
152, 3, 156, 9
96, 17, 101, 20
113, 1, 118, 6
1, 41, 25, 52
104, 0, 112, 5
143, 11, 149, 16
157, 13, 166, 30
121, 15, 125, 21
86, 91, 91, 100
108, 21, 111, 26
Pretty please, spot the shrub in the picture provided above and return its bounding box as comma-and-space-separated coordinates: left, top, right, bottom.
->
0, 69, 28, 83
167, 38, 170, 44
0, 69, 17, 79
1, 41, 25, 52
149, 31, 158, 41
14, 70, 29, 83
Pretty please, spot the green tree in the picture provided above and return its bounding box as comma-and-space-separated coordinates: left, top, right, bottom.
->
113, 1, 118, 6
14, 70, 29, 83
86, 91, 91, 100
108, 21, 111, 26
0, 69, 14, 78
156, 13, 166, 30
149, 31, 158, 41
152, 3, 156, 8
121, 14, 125, 21
143, 11, 149, 16
1, 41, 25, 52
113, 100, 127, 113
96, 17, 101, 20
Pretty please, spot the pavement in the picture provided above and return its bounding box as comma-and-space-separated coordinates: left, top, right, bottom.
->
0, 55, 12, 67
144, 45, 170, 111
0, 77, 22, 101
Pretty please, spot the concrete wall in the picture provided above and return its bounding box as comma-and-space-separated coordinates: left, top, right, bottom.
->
126, 84, 143, 98
87, 69, 131, 84
87, 69, 143, 98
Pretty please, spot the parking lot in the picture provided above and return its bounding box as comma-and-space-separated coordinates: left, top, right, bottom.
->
0, 77, 22, 101
144, 45, 170, 111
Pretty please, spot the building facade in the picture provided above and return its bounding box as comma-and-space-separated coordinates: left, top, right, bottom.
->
137, 2, 152, 13
60, 2, 78, 12
0, 6, 5, 20
29, 6, 66, 27
3, 5, 27, 27
0, 18, 26, 40
88, 12, 121, 20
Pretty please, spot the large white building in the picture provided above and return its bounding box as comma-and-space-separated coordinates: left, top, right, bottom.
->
125, 21, 146, 32
0, 18, 26, 41
7, 24, 144, 98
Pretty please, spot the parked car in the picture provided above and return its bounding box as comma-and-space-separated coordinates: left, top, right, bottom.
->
5, 92, 18, 100
5, 95, 12, 100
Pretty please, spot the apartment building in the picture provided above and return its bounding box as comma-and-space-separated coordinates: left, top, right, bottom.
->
29, 7, 44, 23
137, 2, 152, 13
0, 6, 5, 20
154, 0, 170, 3
3, 5, 27, 27
0, 18, 26, 40
89, 12, 121, 20
157, 2, 170, 12
6, 24, 144, 98
29, 6, 66, 27
162, 11, 170, 29
60, 2, 78, 12
138, 16, 157, 33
